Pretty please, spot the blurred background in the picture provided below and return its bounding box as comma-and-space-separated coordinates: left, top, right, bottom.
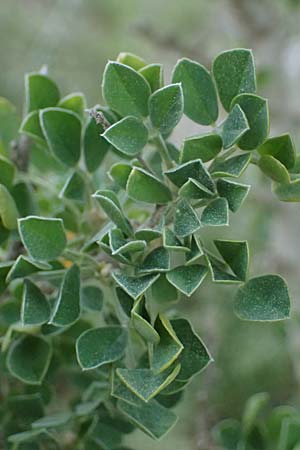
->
1, 0, 300, 448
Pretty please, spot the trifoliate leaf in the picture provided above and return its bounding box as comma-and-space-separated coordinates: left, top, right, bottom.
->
81, 285, 103, 312
257, 133, 296, 169
112, 272, 159, 300
214, 240, 249, 281
181, 134, 222, 163
102, 62, 151, 118
152, 315, 183, 373
201, 198, 229, 226
103, 116, 148, 156
213, 49, 256, 111
172, 58, 218, 125
117, 52, 146, 70
217, 178, 250, 212
7, 335, 52, 385
83, 116, 110, 173
93, 190, 133, 236
210, 153, 251, 178
165, 159, 215, 192
25, 73, 60, 113
139, 247, 170, 273
206, 255, 240, 284
163, 228, 190, 253
58, 92, 86, 118
109, 163, 132, 189
234, 275, 291, 321
60, 171, 87, 202
21, 279, 50, 325
135, 228, 162, 242
131, 296, 160, 344
139, 64, 163, 92
76, 326, 127, 369
185, 235, 204, 265
20, 111, 46, 146
149, 84, 183, 135
174, 199, 201, 238
221, 104, 249, 149
258, 155, 290, 184
179, 178, 215, 200
166, 265, 208, 297
126, 167, 172, 204
151, 274, 179, 306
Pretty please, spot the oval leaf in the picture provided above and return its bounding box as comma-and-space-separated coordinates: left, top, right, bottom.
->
149, 84, 183, 135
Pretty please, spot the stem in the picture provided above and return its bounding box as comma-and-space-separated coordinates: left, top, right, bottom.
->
154, 134, 173, 169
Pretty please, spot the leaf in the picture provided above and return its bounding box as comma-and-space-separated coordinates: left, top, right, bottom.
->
231, 94, 269, 150
0, 184, 19, 229
116, 287, 133, 317
179, 178, 215, 200
102, 61, 151, 118
139, 247, 170, 273
83, 116, 110, 172
206, 255, 240, 284
273, 179, 300, 202
116, 365, 180, 402
149, 84, 183, 134
213, 418, 243, 450
234, 274, 291, 321
127, 167, 172, 204
7, 335, 52, 385
93, 190, 133, 236
25, 73, 60, 113
186, 235, 204, 265
50, 264, 81, 327
217, 178, 250, 212
139, 64, 163, 92
172, 58, 218, 125
40, 107, 81, 166
18, 216, 66, 261
76, 326, 127, 369
165, 159, 215, 192
103, 116, 148, 156
174, 199, 201, 238
151, 274, 179, 306
32, 411, 72, 429
221, 104, 249, 149
81, 285, 103, 312
242, 392, 269, 434
11, 181, 36, 217
171, 318, 212, 381
20, 111, 46, 146
58, 92, 86, 118
258, 155, 290, 183
117, 52, 146, 70
8, 429, 48, 444
181, 134, 222, 163
131, 296, 160, 344
201, 198, 229, 226
257, 133, 296, 170
210, 153, 251, 178
135, 228, 162, 242
117, 398, 177, 440
60, 171, 87, 202
109, 163, 132, 189
0, 97, 20, 150
152, 315, 183, 373
0, 156, 15, 188
112, 272, 159, 300
166, 265, 208, 297
0, 262, 13, 294
163, 228, 190, 253
213, 48, 256, 111
21, 279, 50, 325
214, 240, 249, 281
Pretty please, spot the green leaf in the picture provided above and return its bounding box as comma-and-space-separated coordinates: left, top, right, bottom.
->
18, 216, 66, 261
171, 318, 212, 381
32, 411, 72, 429
0, 184, 19, 229
206, 255, 240, 284
273, 179, 300, 202
116, 365, 180, 402
0, 97, 20, 150
258, 155, 290, 183
139, 64, 163, 92
163, 228, 190, 253
139, 247, 170, 273
131, 296, 160, 344
214, 240, 249, 281
231, 94, 269, 150
179, 178, 216, 200
127, 167, 172, 204
109, 163, 132, 189
117, 52, 146, 70
25, 73, 60, 113
213, 418, 243, 450
117, 398, 177, 440
40, 107, 81, 166
172, 58, 218, 125
213, 48, 256, 111
0, 156, 15, 188
242, 392, 269, 434
135, 228, 162, 242
7, 335, 52, 384
234, 275, 291, 321
0, 262, 13, 294
165, 159, 215, 192
174, 199, 201, 238
113, 272, 159, 300
102, 61, 151, 118
20, 111, 46, 146
185, 234, 204, 265
50, 264, 81, 327
181, 134, 222, 163
103, 116, 148, 156
217, 178, 250, 212
93, 190, 133, 236
58, 92, 86, 118
201, 198, 229, 226
149, 84, 183, 134
116, 287, 133, 317
60, 171, 87, 202
257, 133, 296, 170
152, 315, 183, 373
210, 153, 251, 178
11, 181, 36, 217
81, 285, 103, 312
151, 274, 179, 306
8, 429, 48, 444
166, 265, 208, 297
221, 104, 249, 149
76, 326, 127, 369
21, 279, 50, 325
83, 116, 110, 172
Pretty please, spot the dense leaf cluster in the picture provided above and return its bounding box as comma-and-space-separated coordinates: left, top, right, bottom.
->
0, 49, 298, 449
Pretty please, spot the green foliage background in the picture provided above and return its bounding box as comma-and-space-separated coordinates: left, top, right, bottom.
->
1, 0, 300, 449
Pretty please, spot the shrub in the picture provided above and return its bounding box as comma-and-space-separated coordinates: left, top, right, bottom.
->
0, 49, 299, 449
